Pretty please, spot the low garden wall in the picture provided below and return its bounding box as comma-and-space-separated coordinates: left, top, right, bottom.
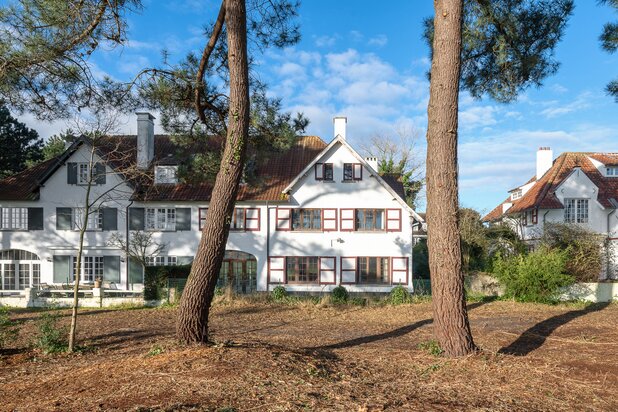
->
0, 288, 151, 308
560, 282, 618, 303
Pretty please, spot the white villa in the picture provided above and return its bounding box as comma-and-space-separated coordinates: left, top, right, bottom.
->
0, 114, 423, 295
483, 147, 618, 279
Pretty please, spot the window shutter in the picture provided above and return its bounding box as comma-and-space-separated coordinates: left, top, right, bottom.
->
268, 257, 285, 283
53, 255, 71, 283
175, 208, 191, 231
341, 257, 357, 284
315, 163, 324, 180
102, 208, 118, 231
353, 163, 362, 180
128, 258, 144, 284
177, 256, 194, 266
128, 208, 145, 230
340, 209, 355, 231
245, 208, 260, 231
27, 208, 44, 230
386, 209, 402, 232
322, 208, 338, 231
319, 257, 336, 284
95, 163, 106, 185
103, 256, 121, 283
276, 208, 291, 231
391, 257, 408, 285
56, 207, 72, 230
67, 163, 77, 184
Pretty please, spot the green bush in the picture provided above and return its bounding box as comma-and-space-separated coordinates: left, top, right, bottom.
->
492, 247, 574, 303
34, 312, 68, 354
271, 285, 288, 301
541, 223, 605, 282
144, 264, 192, 300
331, 286, 349, 304
389, 285, 411, 305
0, 307, 18, 350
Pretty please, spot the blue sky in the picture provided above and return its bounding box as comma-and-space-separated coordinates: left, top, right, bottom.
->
21, 0, 618, 214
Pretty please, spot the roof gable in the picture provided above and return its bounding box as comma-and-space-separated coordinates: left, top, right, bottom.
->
283, 135, 423, 222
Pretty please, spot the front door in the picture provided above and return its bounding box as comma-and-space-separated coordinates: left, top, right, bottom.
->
217, 259, 257, 294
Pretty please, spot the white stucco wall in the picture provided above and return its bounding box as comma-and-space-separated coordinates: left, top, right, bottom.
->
1, 139, 417, 292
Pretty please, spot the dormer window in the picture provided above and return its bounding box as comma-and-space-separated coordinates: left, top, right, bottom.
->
315, 163, 333, 181
343, 163, 362, 181
607, 167, 618, 177
155, 166, 178, 184
511, 189, 522, 200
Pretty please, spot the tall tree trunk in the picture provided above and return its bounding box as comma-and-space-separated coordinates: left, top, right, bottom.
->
176, 0, 249, 344
426, 0, 476, 357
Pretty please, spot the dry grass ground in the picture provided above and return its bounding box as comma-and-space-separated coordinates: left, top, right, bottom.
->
1, 299, 617, 411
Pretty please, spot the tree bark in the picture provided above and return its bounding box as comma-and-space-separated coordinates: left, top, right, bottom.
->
176, 0, 250, 344
426, 0, 477, 357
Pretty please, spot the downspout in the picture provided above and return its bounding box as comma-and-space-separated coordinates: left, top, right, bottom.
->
607, 205, 617, 279
266, 200, 270, 292
125, 199, 134, 291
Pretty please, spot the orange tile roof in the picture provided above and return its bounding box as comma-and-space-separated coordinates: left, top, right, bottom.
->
482, 152, 618, 222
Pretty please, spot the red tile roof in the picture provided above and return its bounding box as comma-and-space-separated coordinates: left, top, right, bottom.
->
0, 135, 330, 202
0, 157, 61, 201
482, 152, 618, 222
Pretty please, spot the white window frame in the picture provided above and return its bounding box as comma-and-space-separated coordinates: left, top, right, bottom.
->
154, 165, 179, 184
0, 207, 28, 230
72, 208, 102, 231
607, 167, 618, 177
145, 208, 176, 231
72, 256, 104, 283
77, 163, 91, 185
564, 198, 589, 223
511, 189, 523, 200
145, 256, 178, 266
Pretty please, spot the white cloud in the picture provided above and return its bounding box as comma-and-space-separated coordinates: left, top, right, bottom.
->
540, 92, 592, 118
314, 35, 337, 48
368, 34, 388, 47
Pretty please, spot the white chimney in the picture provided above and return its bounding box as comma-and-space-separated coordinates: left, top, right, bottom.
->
333, 116, 347, 140
136, 112, 155, 170
536, 147, 553, 180
365, 156, 378, 172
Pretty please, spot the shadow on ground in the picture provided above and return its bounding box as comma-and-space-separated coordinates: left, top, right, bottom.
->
499, 302, 611, 356
310, 301, 487, 351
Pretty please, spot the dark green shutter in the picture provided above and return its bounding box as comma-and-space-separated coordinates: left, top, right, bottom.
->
56, 207, 72, 230
177, 256, 194, 266
128, 258, 144, 284
28, 208, 44, 230
67, 163, 77, 184
129, 208, 145, 230
95, 163, 106, 184
103, 256, 121, 283
53, 255, 71, 283
175, 208, 191, 231
102, 208, 117, 231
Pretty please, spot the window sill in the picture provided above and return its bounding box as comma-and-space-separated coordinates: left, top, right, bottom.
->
341, 180, 360, 183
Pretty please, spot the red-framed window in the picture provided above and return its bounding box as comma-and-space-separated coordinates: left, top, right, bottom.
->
357, 257, 390, 284
292, 209, 322, 231
531, 208, 538, 225
355, 209, 385, 231
343, 163, 362, 181
385, 209, 402, 232
286, 256, 319, 284
199, 207, 260, 231
315, 163, 334, 181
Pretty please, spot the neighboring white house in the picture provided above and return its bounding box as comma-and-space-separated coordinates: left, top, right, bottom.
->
482, 147, 618, 279
0, 114, 423, 293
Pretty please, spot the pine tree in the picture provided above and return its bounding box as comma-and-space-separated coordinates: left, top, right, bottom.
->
600, 0, 618, 101
0, 105, 43, 178
424, 0, 573, 356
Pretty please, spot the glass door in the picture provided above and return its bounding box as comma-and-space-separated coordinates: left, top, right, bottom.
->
1, 263, 16, 290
